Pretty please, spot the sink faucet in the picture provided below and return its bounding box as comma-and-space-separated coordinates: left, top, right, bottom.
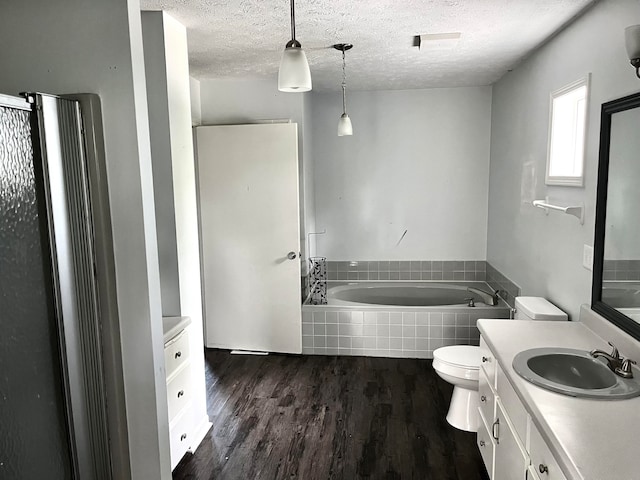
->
590, 342, 625, 373
466, 286, 499, 306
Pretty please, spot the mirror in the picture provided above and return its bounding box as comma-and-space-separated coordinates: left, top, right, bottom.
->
592, 91, 640, 340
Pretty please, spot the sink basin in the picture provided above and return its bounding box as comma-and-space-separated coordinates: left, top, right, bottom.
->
512, 348, 640, 399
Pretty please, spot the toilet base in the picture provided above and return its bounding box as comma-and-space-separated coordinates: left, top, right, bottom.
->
445, 385, 479, 432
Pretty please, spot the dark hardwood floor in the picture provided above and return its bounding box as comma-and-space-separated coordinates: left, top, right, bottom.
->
173, 350, 489, 480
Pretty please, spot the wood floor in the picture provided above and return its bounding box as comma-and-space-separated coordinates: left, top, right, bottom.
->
173, 350, 489, 480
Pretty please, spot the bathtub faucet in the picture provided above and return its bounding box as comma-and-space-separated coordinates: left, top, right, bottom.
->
466, 287, 499, 306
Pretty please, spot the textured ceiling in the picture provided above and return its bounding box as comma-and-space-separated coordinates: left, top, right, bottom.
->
140, 0, 596, 91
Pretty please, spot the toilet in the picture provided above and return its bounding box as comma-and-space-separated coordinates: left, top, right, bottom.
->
432, 296, 567, 432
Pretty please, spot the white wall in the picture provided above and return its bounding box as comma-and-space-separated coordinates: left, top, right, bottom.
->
190, 77, 202, 126
487, 0, 640, 320
311, 87, 492, 261
0, 1, 170, 478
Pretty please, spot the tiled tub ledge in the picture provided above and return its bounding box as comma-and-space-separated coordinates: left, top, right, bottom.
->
301, 304, 511, 359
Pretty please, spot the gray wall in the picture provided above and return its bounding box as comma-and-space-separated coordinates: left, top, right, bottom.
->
311, 87, 492, 261
487, 0, 640, 320
0, 0, 171, 478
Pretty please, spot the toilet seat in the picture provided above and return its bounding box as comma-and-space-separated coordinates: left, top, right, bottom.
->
433, 346, 480, 381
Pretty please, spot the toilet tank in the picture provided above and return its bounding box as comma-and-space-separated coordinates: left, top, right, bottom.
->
514, 296, 568, 321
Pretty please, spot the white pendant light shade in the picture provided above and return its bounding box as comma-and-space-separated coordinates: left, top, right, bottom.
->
337, 113, 353, 136
625, 25, 640, 59
278, 46, 312, 92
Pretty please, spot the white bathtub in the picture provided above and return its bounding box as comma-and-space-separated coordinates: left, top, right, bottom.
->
302, 281, 510, 359
327, 281, 495, 307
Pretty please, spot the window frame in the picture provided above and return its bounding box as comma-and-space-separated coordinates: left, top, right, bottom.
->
545, 74, 591, 187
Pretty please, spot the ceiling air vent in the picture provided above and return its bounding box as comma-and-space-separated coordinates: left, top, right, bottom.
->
414, 32, 461, 50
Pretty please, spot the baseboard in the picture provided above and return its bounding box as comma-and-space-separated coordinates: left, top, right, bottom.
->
188, 414, 212, 454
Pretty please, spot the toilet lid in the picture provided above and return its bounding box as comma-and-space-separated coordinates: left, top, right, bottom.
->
433, 345, 480, 369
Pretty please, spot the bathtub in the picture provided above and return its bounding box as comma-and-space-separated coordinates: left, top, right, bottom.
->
302, 281, 511, 359
327, 281, 495, 307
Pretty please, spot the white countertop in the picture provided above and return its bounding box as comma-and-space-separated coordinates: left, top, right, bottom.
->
163, 315, 191, 343
478, 319, 640, 480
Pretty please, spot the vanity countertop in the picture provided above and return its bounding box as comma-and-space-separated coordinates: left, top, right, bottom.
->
478, 318, 640, 480
162, 315, 191, 343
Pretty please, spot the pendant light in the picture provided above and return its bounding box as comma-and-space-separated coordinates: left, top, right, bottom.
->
278, 0, 312, 92
334, 43, 353, 136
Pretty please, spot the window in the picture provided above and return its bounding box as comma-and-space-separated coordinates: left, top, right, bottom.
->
546, 74, 590, 186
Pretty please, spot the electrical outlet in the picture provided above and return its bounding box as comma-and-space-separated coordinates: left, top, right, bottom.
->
583, 244, 594, 271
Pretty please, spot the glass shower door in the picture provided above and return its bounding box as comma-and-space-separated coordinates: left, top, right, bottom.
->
0, 95, 73, 479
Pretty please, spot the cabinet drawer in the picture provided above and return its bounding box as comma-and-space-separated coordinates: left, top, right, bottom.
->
477, 412, 494, 479
479, 337, 496, 387
169, 406, 194, 470
496, 363, 528, 447
529, 424, 568, 480
478, 367, 495, 427
165, 329, 190, 379
167, 361, 192, 420
494, 400, 528, 480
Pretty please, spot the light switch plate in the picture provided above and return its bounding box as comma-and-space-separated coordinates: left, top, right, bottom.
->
583, 244, 594, 271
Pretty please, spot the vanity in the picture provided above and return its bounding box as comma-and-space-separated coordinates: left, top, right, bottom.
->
477, 316, 640, 480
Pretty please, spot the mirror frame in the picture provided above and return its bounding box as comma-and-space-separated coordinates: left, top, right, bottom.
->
592, 90, 640, 340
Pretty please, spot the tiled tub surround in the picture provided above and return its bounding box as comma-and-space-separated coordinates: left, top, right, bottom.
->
485, 263, 521, 308
327, 260, 487, 282
302, 282, 511, 358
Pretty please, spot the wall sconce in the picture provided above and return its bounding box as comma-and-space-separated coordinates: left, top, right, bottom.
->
625, 25, 640, 79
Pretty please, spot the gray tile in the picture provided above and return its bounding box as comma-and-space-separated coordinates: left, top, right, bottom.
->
430, 338, 444, 350
432, 271, 443, 280
364, 311, 377, 325
443, 326, 456, 338
302, 324, 313, 335
328, 271, 338, 280
302, 336, 313, 348
453, 271, 465, 281
389, 261, 400, 271
326, 348, 339, 355
442, 271, 454, 281
410, 272, 421, 280
326, 324, 339, 335
327, 336, 339, 347
326, 311, 338, 324
411, 261, 422, 272
416, 338, 429, 351
328, 261, 338, 272
313, 324, 326, 335
364, 337, 377, 349
399, 261, 411, 271
376, 312, 390, 324
377, 325, 390, 337
363, 325, 377, 337
430, 312, 443, 325
358, 272, 369, 280
313, 312, 325, 324
377, 337, 390, 349
339, 337, 352, 348
339, 312, 351, 324
416, 326, 429, 337
400, 271, 411, 280
369, 271, 379, 280
379, 272, 390, 280
443, 313, 455, 325
389, 337, 403, 350
421, 271, 432, 280
339, 324, 351, 336
303, 311, 312, 323
337, 271, 348, 280
351, 337, 364, 349
347, 272, 358, 280
302, 346, 314, 354
350, 324, 363, 337
313, 347, 327, 355
351, 311, 364, 324
430, 325, 443, 338
403, 338, 416, 350
390, 325, 402, 337
432, 261, 443, 271
416, 312, 429, 326
464, 272, 475, 281
421, 260, 432, 271
379, 261, 390, 272
443, 262, 455, 272
390, 312, 402, 325
402, 325, 415, 337
368, 261, 379, 271
402, 312, 416, 325
465, 261, 476, 271
390, 271, 400, 280
314, 336, 326, 348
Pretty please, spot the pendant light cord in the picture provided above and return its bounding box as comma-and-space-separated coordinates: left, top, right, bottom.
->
290, 0, 296, 41
341, 49, 347, 114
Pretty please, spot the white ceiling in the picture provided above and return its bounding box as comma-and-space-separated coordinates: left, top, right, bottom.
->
140, 0, 596, 91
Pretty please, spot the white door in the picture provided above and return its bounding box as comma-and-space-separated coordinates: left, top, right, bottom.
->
195, 123, 301, 354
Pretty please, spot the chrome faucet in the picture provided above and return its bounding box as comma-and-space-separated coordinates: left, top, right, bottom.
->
466, 286, 499, 306
590, 342, 636, 378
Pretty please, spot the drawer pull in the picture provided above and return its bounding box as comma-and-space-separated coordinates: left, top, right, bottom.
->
539, 464, 549, 474
479, 440, 485, 447
482, 356, 490, 363
492, 418, 500, 444
180, 433, 187, 441
480, 395, 487, 402
177, 390, 185, 398
175, 351, 182, 359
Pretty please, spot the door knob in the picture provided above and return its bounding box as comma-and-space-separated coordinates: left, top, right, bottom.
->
287, 251, 297, 260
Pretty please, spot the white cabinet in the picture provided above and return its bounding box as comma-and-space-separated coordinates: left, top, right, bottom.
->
478, 336, 568, 480
165, 324, 195, 470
